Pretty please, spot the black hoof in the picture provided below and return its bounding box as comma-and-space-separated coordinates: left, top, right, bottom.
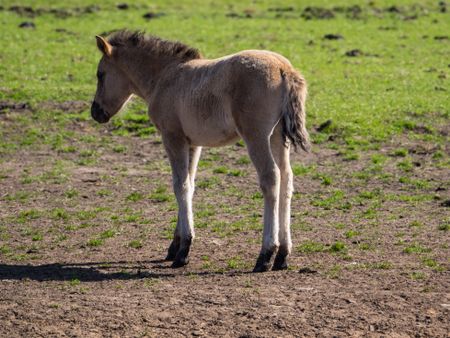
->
165, 240, 179, 261
272, 252, 288, 271
170, 238, 192, 268
171, 256, 189, 268
252, 250, 274, 273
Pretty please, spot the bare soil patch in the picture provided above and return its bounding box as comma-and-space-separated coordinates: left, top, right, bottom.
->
0, 110, 449, 336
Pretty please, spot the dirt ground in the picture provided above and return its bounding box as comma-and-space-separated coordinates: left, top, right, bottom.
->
0, 102, 449, 337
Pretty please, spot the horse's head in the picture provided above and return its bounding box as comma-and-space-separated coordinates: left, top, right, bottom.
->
91, 36, 133, 123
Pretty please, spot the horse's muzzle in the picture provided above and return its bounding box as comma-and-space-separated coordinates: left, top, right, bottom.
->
91, 101, 110, 123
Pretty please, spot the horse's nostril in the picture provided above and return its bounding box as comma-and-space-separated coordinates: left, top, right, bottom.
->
91, 101, 110, 123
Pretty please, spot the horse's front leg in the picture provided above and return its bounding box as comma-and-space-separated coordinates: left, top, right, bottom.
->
165, 146, 201, 261
162, 133, 195, 268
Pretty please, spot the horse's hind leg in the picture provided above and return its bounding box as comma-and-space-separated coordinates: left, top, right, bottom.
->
270, 124, 293, 270
189, 146, 202, 188
165, 146, 201, 261
162, 133, 195, 267
244, 135, 280, 272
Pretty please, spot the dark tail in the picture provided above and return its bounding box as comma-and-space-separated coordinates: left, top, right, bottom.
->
280, 69, 311, 152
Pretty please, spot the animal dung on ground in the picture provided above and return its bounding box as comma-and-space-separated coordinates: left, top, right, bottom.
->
117, 3, 129, 10
345, 49, 363, 57
19, 21, 35, 28
268, 6, 294, 12
301, 6, 335, 20
323, 34, 344, 40
142, 12, 165, 20
299, 267, 318, 274
0, 101, 31, 113
440, 199, 450, 207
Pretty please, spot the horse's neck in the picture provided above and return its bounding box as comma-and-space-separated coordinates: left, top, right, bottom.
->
119, 51, 180, 102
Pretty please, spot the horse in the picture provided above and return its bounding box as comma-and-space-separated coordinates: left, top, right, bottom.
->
91, 30, 310, 272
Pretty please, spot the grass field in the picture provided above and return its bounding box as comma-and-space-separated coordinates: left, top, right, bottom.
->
0, 1, 449, 336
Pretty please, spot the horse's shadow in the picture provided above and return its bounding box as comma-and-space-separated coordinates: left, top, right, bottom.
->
0, 260, 247, 282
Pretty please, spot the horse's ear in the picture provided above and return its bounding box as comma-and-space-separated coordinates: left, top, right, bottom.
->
95, 35, 113, 57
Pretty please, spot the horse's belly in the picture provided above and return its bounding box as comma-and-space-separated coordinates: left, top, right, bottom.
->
182, 110, 240, 147
189, 129, 239, 147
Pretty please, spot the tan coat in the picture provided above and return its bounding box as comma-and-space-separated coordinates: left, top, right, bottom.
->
92, 31, 310, 272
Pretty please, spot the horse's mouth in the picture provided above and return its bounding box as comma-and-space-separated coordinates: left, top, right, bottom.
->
91, 101, 110, 123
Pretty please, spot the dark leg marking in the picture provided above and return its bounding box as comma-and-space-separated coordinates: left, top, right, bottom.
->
165, 239, 180, 261
171, 237, 192, 268
253, 250, 275, 273
272, 250, 289, 271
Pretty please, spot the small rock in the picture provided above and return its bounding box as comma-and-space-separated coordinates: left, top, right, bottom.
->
143, 12, 164, 20
301, 6, 335, 20
143, 12, 156, 19
225, 12, 239, 18
345, 49, 363, 57
385, 6, 400, 13
298, 267, 318, 274
268, 6, 294, 12
0, 101, 30, 112
323, 33, 343, 40
117, 3, 129, 10
440, 199, 450, 207
19, 21, 35, 28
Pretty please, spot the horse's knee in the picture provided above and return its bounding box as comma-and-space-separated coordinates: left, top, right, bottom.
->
259, 168, 280, 196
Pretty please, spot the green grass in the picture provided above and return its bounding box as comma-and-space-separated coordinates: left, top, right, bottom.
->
17, 209, 41, 223
297, 240, 347, 254
0, 0, 448, 145
409, 220, 423, 228
99, 229, 117, 239
437, 222, 449, 231
292, 164, 313, 176
128, 240, 143, 249
213, 166, 228, 174
0, 245, 12, 255
52, 208, 69, 220
330, 241, 347, 252
226, 256, 246, 270
64, 188, 79, 198
0, 1, 448, 285
311, 190, 351, 210
410, 271, 426, 280
87, 238, 104, 247
344, 230, 359, 239
126, 191, 144, 202
148, 186, 171, 202
403, 243, 432, 254
365, 261, 393, 270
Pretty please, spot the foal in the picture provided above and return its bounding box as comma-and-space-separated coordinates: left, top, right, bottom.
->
91, 31, 310, 272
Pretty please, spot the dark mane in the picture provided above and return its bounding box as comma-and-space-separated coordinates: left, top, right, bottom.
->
107, 30, 202, 61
